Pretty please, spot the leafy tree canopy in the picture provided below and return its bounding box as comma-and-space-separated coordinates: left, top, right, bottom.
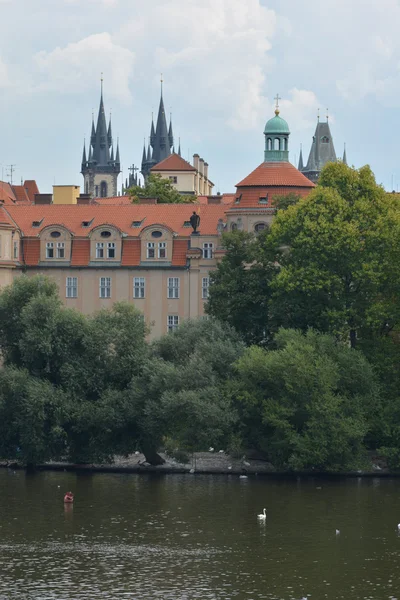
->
128, 173, 197, 204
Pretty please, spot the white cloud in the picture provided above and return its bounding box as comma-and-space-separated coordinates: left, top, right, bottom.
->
279, 88, 322, 132
32, 33, 134, 103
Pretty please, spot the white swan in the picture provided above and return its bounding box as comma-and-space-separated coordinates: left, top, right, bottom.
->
397, 523, 400, 531
335, 529, 340, 535
257, 508, 267, 519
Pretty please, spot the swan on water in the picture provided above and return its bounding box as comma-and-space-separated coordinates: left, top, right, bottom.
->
397, 523, 400, 531
239, 474, 248, 479
335, 529, 340, 535
257, 508, 267, 519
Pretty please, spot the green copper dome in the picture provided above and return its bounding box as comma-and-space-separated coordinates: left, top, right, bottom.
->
264, 110, 290, 135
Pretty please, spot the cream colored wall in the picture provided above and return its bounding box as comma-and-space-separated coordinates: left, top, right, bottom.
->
0, 229, 13, 260
226, 212, 275, 233
18, 264, 216, 339
40, 227, 72, 261
90, 227, 122, 262
53, 186, 80, 205
157, 171, 195, 194
140, 227, 174, 262
93, 173, 117, 197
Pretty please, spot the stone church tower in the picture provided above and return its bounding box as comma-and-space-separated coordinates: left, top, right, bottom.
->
141, 84, 177, 180
81, 83, 121, 198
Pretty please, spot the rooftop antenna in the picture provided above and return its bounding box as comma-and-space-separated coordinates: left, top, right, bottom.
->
6, 164, 16, 185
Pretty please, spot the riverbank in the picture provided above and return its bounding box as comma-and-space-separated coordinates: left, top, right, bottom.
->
0, 451, 394, 477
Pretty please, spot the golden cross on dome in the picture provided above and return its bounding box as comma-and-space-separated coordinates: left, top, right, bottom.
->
274, 93, 281, 114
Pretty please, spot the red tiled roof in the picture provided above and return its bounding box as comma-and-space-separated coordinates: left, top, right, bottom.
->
71, 240, 90, 266
11, 185, 31, 204
197, 194, 235, 206
4, 204, 225, 237
151, 153, 196, 172
0, 181, 17, 205
93, 196, 132, 206
0, 207, 17, 227
121, 240, 141, 266
23, 181, 39, 203
236, 162, 315, 188
172, 239, 188, 266
231, 185, 312, 209
23, 239, 40, 266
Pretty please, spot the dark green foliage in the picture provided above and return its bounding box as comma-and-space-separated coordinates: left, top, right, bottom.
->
128, 173, 196, 204
272, 192, 301, 211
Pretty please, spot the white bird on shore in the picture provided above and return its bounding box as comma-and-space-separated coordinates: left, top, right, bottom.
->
336, 529, 340, 535
208, 447, 214, 452
243, 461, 250, 467
257, 508, 267, 520
397, 523, 400, 531
239, 474, 248, 479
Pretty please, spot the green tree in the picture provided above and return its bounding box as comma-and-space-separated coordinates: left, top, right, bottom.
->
272, 192, 301, 211
268, 163, 400, 347
128, 173, 196, 204
206, 230, 277, 346
0, 367, 67, 467
231, 328, 380, 471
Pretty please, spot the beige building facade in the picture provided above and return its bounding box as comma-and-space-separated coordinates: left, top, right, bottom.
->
151, 153, 214, 196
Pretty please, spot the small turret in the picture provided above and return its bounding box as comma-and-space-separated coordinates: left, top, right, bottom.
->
298, 145, 304, 171
168, 117, 174, 148
343, 143, 347, 165
81, 141, 87, 170
264, 95, 290, 163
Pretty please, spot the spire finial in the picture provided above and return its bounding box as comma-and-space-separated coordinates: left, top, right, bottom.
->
326, 108, 329, 121
101, 72, 103, 95
317, 108, 320, 122
160, 73, 163, 95
274, 93, 281, 115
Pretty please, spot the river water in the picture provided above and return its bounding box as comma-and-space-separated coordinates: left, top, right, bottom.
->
0, 470, 400, 599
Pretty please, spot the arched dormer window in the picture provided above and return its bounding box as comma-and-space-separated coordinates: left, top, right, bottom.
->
321, 136, 329, 143
100, 181, 108, 197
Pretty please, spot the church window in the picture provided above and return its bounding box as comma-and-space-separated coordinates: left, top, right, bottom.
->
169, 176, 178, 184
56, 242, 65, 259
147, 242, 155, 259
133, 277, 145, 299
151, 230, 163, 238
96, 242, 104, 259
167, 315, 179, 332
158, 242, 167, 258
100, 181, 108, 197
202, 277, 210, 299
321, 136, 329, 143
66, 277, 78, 298
203, 243, 213, 259
99, 277, 111, 298
255, 222, 268, 233
46, 242, 54, 258
101, 230, 112, 238
107, 242, 116, 259
50, 231, 61, 238
167, 277, 180, 299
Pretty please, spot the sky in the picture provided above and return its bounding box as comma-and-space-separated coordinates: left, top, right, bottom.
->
0, 0, 399, 194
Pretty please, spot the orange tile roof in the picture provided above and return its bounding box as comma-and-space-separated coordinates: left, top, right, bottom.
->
151, 153, 196, 172
197, 194, 235, 205
23, 181, 39, 203
231, 185, 312, 209
121, 240, 141, 266
23, 239, 40, 266
71, 240, 90, 266
236, 162, 315, 188
0, 181, 17, 205
0, 206, 17, 227
4, 204, 226, 237
172, 239, 189, 266
94, 196, 132, 206
11, 185, 31, 204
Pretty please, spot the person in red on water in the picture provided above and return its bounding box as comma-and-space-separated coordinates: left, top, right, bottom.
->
64, 491, 74, 503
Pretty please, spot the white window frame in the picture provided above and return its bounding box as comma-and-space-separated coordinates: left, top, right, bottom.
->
167, 277, 180, 299
13, 240, 18, 260
99, 276, 111, 298
167, 315, 179, 332
202, 277, 209, 299
56, 242, 65, 259
147, 242, 155, 259
66, 276, 78, 298
107, 242, 116, 259
203, 242, 214, 259
158, 242, 167, 259
46, 242, 54, 258
133, 277, 145, 299
96, 242, 104, 259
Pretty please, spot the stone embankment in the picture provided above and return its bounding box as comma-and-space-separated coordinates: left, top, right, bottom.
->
0, 451, 392, 476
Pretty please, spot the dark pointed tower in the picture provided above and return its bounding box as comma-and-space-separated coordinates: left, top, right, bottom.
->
141, 78, 175, 180
342, 143, 347, 165
81, 77, 121, 197
298, 145, 304, 171
301, 110, 337, 183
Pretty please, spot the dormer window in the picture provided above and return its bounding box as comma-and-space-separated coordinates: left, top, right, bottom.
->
56, 242, 65, 259
96, 242, 104, 259
234, 194, 242, 204
158, 242, 166, 259
259, 196, 268, 204
46, 242, 54, 258
107, 242, 115, 259
321, 136, 329, 143
132, 220, 143, 228
183, 221, 191, 227
32, 219, 43, 228
147, 242, 155, 259
50, 231, 61, 238
82, 219, 94, 228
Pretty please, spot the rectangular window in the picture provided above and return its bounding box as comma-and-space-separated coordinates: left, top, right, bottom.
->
99, 276, 111, 298
56, 242, 65, 259
158, 242, 167, 259
96, 242, 104, 259
46, 242, 54, 258
13, 240, 18, 260
203, 242, 214, 259
202, 277, 209, 299
167, 315, 179, 332
107, 242, 116, 259
167, 277, 180, 299
133, 277, 145, 299
169, 176, 178, 184
66, 276, 78, 298
147, 242, 155, 259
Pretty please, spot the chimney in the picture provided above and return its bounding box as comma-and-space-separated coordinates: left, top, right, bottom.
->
138, 197, 158, 205
77, 194, 92, 205
34, 193, 52, 205
204, 162, 209, 180
199, 158, 204, 176
193, 154, 200, 170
